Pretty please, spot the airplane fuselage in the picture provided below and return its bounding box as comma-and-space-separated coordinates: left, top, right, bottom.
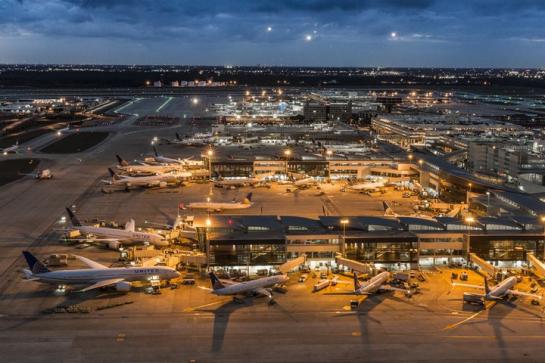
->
111, 173, 189, 187
356, 271, 390, 294
486, 276, 517, 299
29, 266, 178, 285
187, 202, 252, 210
213, 275, 288, 296
78, 225, 168, 246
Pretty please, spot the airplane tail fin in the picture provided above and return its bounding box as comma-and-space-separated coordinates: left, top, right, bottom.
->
116, 155, 128, 167
22, 251, 50, 275
125, 219, 135, 232
209, 272, 225, 290
65, 207, 81, 227
108, 168, 120, 180
383, 201, 396, 216
243, 192, 253, 204
354, 272, 362, 290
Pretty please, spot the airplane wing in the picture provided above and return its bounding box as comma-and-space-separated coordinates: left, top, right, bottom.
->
78, 278, 125, 292
74, 255, 108, 269
451, 282, 485, 290
253, 287, 272, 299
334, 280, 353, 285
379, 285, 411, 294
507, 289, 542, 299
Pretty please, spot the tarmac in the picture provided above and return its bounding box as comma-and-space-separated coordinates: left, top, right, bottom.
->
1, 96, 545, 362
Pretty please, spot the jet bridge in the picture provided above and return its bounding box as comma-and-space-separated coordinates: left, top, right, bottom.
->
469, 253, 496, 278
527, 252, 545, 279
335, 253, 374, 274
278, 255, 306, 274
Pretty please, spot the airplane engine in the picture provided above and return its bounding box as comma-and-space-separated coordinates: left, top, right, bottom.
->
159, 181, 167, 188
107, 241, 122, 250
115, 281, 132, 292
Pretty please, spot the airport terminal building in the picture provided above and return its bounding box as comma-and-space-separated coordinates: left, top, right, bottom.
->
190, 214, 545, 272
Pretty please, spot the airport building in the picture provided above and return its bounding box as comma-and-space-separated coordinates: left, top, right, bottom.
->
303, 100, 352, 123
210, 157, 417, 181
189, 214, 545, 273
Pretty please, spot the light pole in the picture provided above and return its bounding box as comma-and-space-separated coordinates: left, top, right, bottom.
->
467, 182, 472, 205
418, 159, 424, 186
284, 149, 291, 178
486, 191, 490, 215
207, 148, 213, 181
206, 217, 211, 270
326, 150, 333, 179
541, 216, 545, 261
340, 218, 349, 256
465, 216, 475, 264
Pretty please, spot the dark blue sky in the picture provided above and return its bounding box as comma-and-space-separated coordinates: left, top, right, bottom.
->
1, 0, 545, 67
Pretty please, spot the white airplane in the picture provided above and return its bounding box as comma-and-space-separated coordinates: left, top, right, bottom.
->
172, 132, 211, 146
346, 181, 386, 192
22, 251, 180, 292
279, 176, 317, 189
207, 271, 288, 303
214, 176, 263, 189
115, 155, 188, 174
293, 177, 318, 188
181, 193, 254, 212
152, 147, 203, 167
2, 141, 19, 155
104, 168, 190, 190
331, 272, 411, 296
453, 276, 542, 303
65, 208, 169, 249
382, 201, 435, 219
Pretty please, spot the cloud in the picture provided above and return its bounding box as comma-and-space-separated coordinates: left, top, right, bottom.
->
1, 0, 545, 66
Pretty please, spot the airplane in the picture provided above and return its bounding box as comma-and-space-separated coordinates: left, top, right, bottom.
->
382, 201, 436, 219
214, 176, 263, 189
115, 155, 187, 175
65, 207, 169, 249
2, 141, 19, 155
181, 193, 254, 212
329, 272, 412, 296
453, 275, 542, 304
171, 132, 211, 146
279, 176, 318, 189
103, 168, 190, 190
293, 177, 318, 188
22, 251, 180, 292
206, 271, 288, 303
152, 147, 203, 167
345, 181, 386, 192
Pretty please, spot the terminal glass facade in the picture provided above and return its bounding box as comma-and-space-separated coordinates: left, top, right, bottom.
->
345, 240, 418, 263
209, 242, 286, 266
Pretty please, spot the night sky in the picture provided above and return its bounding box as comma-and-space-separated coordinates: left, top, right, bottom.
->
1, 0, 545, 67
